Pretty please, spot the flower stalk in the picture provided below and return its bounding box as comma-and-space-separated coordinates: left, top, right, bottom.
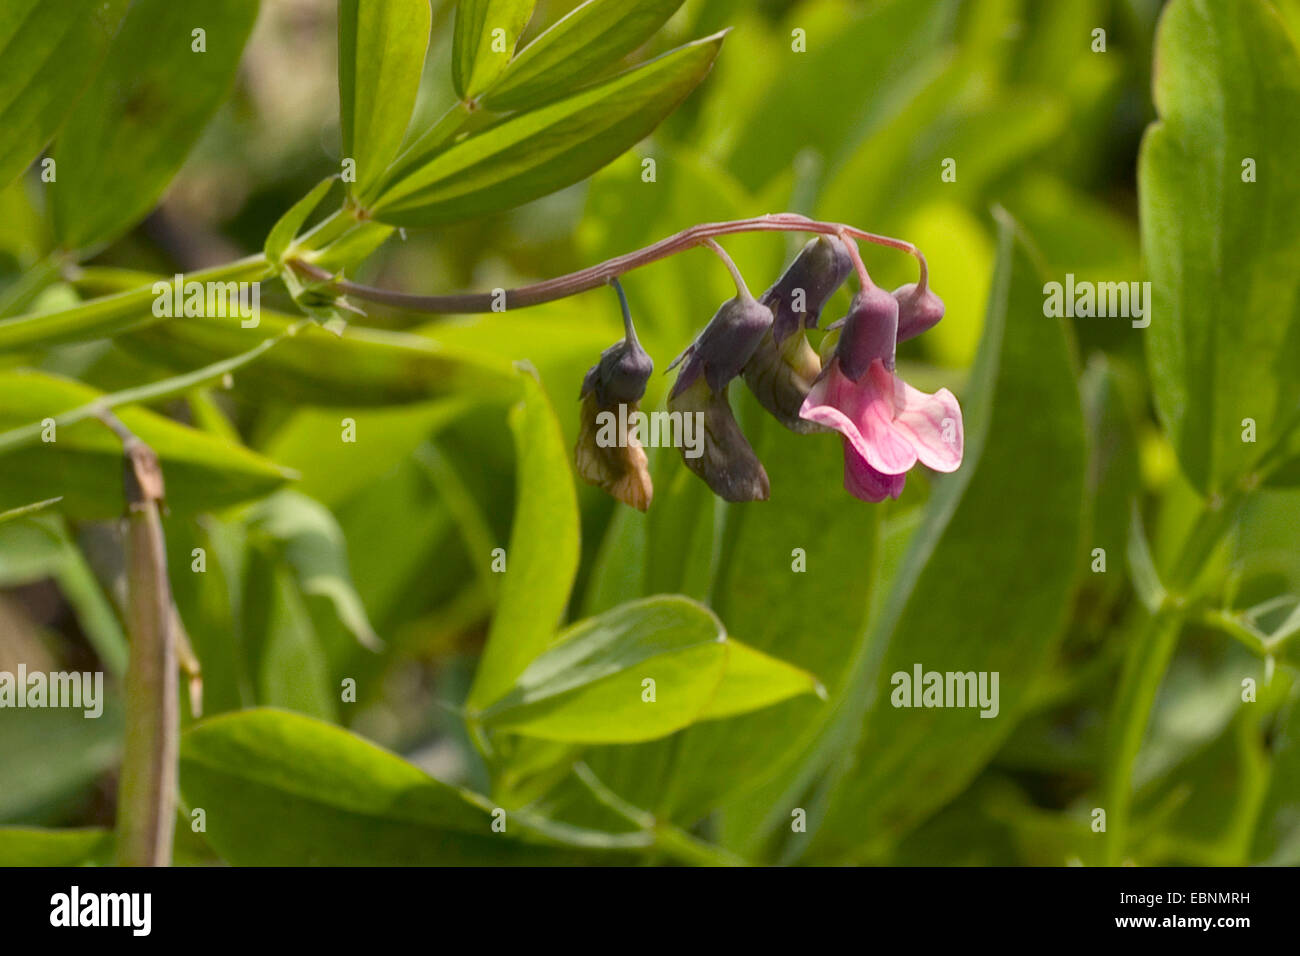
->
286, 213, 925, 314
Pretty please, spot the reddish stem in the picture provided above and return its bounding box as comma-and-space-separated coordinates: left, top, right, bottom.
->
288, 214, 927, 314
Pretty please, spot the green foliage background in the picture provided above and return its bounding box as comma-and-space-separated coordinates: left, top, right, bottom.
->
0, 0, 1298, 866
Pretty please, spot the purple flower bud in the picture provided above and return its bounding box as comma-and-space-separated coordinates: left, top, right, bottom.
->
667, 293, 773, 397
760, 236, 853, 345
893, 282, 945, 343
834, 285, 899, 381
667, 377, 770, 502
741, 324, 827, 434
580, 336, 653, 406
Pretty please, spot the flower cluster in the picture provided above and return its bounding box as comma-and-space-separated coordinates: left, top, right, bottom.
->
574, 234, 964, 507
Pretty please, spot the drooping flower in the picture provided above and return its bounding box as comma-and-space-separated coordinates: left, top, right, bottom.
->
742, 236, 853, 432
800, 284, 963, 501
667, 290, 774, 502
574, 285, 656, 510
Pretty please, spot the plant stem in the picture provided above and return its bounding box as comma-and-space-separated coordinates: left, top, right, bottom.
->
702, 238, 750, 297
1102, 485, 1248, 865
0, 324, 304, 455
572, 762, 745, 866
101, 410, 177, 867
287, 213, 924, 314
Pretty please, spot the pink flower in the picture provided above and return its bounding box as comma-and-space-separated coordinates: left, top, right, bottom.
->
799, 286, 963, 501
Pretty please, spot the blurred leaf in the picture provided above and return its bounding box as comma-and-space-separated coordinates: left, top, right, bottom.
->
179, 708, 615, 864
586, 393, 881, 823
480, 0, 685, 111
242, 553, 336, 721
821, 79, 1066, 231
0, 705, 122, 823
263, 399, 477, 506
1253, 691, 1300, 864
9, 514, 129, 674
452, 0, 534, 100
338, 0, 431, 199
0, 827, 114, 866
801, 215, 1087, 861
477, 596, 822, 743
117, 306, 521, 406
0, 497, 62, 524
0, 370, 293, 519
467, 373, 579, 710
371, 31, 725, 226
0, 260, 273, 353
723, 0, 958, 192
1139, 0, 1300, 496
247, 490, 381, 653
49, 0, 260, 250
1079, 355, 1142, 597
0, 0, 128, 189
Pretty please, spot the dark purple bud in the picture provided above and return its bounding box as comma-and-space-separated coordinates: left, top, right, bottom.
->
834, 285, 900, 381
894, 282, 945, 343
760, 236, 853, 345
668, 293, 773, 398
580, 336, 653, 406
668, 377, 770, 502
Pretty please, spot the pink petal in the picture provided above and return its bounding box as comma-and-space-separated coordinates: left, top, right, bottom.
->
800, 360, 917, 475
843, 440, 906, 501
892, 379, 964, 472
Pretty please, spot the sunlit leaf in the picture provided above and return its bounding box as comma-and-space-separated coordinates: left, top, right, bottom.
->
371, 31, 725, 226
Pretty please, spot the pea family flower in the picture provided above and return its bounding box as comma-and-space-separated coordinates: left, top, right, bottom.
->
742, 235, 853, 432
667, 287, 774, 502
574, 282, 656, 511
800, 283, 964, 502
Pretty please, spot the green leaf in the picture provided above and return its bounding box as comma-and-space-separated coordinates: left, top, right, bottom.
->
49, 0, 260, 250
723, 0, 957, 192
0, 705, 123, 823
0, 370, 293, 519
785, 215, 1088, 862
246, 490, 381, 652
451, 0, 534, 101
242, 552, 337, 721
582, 394, 882, 823
0, 0, 128, 189
178, 708, 617, 864
371, 30, 725, 226
0, 497, 62, 524
338, 0, 431, 198
1139, 0, 1300, 496
0, 514, 129, 673
480, 0, 685, 111
101, 295, 522, 406
264, 177, 337, 267
1252, 691, 1300, 864
0, 259, 273, 354
0, 828, 114, 866
476, 596, 822, 743
466, 372, 579, 710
